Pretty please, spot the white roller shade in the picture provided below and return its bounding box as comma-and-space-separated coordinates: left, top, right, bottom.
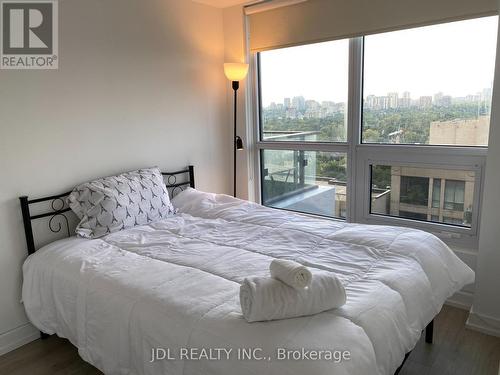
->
248, 0, 498, 51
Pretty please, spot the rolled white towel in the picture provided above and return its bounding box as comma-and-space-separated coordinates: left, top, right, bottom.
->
270, 259, 312, 289
240, 273, 346, 323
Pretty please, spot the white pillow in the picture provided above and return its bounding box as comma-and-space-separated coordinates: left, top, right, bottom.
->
68, 167, 175, 238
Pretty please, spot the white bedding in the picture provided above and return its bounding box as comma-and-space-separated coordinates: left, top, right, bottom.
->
22, 188, 474, 375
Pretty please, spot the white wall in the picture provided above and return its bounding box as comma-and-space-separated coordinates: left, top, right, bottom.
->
467, 2, 500, 337
0, 0, 229, 353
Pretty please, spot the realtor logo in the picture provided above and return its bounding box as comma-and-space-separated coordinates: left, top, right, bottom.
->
1, 0, 58, 69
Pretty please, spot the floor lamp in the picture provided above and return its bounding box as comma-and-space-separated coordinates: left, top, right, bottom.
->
224, 63, 249, 197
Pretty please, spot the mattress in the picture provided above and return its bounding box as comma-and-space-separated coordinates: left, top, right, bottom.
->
22, 188, 474, 375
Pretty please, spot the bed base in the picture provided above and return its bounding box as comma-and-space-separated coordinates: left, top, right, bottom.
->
425, 319, 434, 343
394, 319, 434, 374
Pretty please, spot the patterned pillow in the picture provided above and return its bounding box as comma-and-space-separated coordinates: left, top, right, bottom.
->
68, 167, 175, 238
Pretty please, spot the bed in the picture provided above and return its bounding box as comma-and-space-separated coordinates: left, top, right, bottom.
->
19, 166, 474, 375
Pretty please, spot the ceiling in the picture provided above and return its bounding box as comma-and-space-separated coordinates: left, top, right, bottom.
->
192, 0, 257, 8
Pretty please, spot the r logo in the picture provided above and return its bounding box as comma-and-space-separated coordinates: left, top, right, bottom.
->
1, 0, 58, 69
2, 2, 52, 53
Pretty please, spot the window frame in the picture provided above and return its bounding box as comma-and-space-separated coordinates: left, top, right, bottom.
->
354, 149, 484, 236
253, 38, 360, 221
251, 30, 490, 248
259, 148, 349, 220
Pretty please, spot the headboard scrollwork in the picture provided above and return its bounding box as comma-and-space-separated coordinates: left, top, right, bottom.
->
20, 165, 194, 255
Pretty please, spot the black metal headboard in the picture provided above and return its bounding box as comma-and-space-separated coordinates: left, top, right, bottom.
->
19, 166, 194, 255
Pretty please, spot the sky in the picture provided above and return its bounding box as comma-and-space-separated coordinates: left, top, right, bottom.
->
260, 16, 498, 106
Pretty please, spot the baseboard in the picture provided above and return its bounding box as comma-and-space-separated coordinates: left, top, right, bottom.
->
0, 323, 40, 356
466, 308, 500, 338
446, 290, 473, 310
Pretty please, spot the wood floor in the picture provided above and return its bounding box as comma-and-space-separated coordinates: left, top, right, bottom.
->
0, 305, 498, 375
400, 305, 500, 375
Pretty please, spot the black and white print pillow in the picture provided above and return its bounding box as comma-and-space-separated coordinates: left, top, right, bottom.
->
68, 167, 175, 239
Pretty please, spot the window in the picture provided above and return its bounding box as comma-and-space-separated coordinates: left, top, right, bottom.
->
444, 180, 466, 211
257, 38, 351, 220
400, 176, 429, 206
432, 179, 441, 208
259, 40, 349, 143
362, 17, 497, 146
254, 16, 497, 246
370, 165, 476, 228
261, 150, 347, 219
399, 211, 427, 221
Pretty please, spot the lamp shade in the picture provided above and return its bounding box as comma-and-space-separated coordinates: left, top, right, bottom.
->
224, 63, 249, 81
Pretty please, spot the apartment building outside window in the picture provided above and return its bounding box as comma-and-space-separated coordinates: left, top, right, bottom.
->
370, 166, 475, 228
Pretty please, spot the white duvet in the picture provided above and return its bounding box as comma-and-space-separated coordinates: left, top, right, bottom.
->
22, 188, 474, 375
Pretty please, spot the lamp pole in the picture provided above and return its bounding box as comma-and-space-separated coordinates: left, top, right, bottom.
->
233, 80, 239, 197
223, 62, 248, 198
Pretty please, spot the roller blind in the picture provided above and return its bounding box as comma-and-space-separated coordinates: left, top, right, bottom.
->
248, 0, 498, 51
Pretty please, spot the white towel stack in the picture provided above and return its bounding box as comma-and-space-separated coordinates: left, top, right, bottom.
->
240, 260, 346, 323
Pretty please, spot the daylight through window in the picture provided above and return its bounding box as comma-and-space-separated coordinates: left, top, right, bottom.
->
255, 16, 497, 239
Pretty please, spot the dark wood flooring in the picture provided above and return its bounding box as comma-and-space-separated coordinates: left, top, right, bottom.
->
0, 305, 498, 375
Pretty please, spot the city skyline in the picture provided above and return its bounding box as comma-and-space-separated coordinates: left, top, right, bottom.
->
263, 88, 493, 112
